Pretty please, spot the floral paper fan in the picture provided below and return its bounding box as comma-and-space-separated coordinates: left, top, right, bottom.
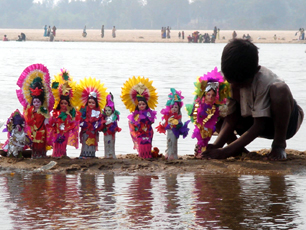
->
16, 63, 54, 112
193, 67, 231, 105
165, 88, 184, 107
121, 76, 158, 112
74, 77, 107, 109
51, 68, 77, 109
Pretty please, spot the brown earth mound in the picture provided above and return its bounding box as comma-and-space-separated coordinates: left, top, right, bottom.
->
1, 149, 306, 175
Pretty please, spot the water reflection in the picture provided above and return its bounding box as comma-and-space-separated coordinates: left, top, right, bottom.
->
239, 176, 298, 229
126, 175, 154, 227
1, 172, 306, 229
165, 174, 180, 215
76, 174, 100, 226
193, 175, 243, 229
8, 174, 71, 229
100, 173, 116, 225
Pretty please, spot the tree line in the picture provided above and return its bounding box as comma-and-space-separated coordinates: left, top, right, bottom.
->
0, 0, 305, 30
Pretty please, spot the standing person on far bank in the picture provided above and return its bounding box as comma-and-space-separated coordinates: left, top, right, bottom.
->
112, 26, 116, 38
82, 26, 87, 37
101, 25, 104, 38
166, 26, 171, 38
47, 26, 51, 36
182, 31, 184, 39
52, 26, 57, 36
232, 30, 237, 39
44, 25, 47, 37
213, 26, 217, 37
201, 39, 304, 160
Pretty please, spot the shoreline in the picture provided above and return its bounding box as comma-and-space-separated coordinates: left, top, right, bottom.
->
1, 29, 306, 44
1, 149, 306, 175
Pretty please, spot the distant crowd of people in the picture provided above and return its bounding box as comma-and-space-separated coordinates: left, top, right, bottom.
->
16, 33, 26, 41
233, 31, 252, 40
82, 25, 116, 38
242, 34, 251, 40
44, 25, 56, 37
178, 31, 185, 39
2, 32, 26, 42
6, 26, 306, 43
161, 26, 171, 39
44, 25, 56, 41
186, 26, 220, 43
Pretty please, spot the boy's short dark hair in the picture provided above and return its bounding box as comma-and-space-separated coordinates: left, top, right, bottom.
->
221, 39, 259, 83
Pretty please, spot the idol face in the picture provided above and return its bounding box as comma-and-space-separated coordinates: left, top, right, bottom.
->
88, 98, 96, 109
138, 101, 147, 111
33, 98, 42, 111
204, 89, 216, 105
105, 106, 113, 116
16, 124, 22, 132
60, 100, 69, 112
171, 103, 179, 113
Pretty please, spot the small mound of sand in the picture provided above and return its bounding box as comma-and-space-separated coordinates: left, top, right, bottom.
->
1, 149, 306, 175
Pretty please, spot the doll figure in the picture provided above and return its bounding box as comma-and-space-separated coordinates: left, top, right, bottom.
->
48, 69, 80, 157
24, 96, 48, 158
121, 76, 158, 159
128, 96, 157, 158
75, 77, 107, 158
3, 110, 31, 158
79, 93, 103, 158
49, 95, 79, 157
186, 67, 231, 158
16, 64, 54, 158
156, 88, 190, 160
102, 93, 121, 159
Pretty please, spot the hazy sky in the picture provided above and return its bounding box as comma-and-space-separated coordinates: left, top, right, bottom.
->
33, 0, 76, 3
33, 0, 58, 3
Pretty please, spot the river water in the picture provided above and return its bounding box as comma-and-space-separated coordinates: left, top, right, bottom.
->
0, 41, 306, 229
0, 172, 306, 229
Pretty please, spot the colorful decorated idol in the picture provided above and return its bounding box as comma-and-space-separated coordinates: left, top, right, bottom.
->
156, 88, 190, 160
16, 63, 54, 158
186, 67, 231, 158
75, 77, 107, 158
121, 76, 158, 159
48, 69, 80, 158
102, 93, 121, 159
2, 110, 31, 158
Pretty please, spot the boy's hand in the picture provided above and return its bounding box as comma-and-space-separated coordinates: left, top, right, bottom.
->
201, 148, 225, 159
206, 144, 219, 150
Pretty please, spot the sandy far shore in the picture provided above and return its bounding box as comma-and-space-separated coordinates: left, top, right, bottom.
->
1, 149, 306, 175
1, 29, 306, 44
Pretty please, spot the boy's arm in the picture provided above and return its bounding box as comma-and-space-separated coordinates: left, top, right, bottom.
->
203, 117, 268, 159
211, 110, 240, 148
